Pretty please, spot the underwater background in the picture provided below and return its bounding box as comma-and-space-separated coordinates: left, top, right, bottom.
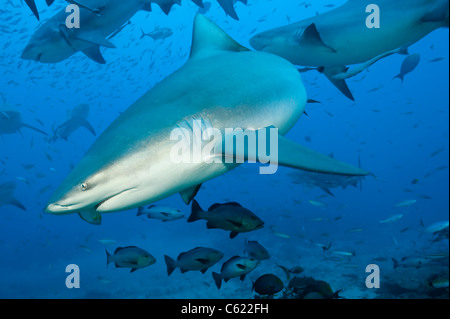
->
0, 0, 448, 299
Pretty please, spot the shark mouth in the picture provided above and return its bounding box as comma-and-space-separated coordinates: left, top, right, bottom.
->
94, 187, 137, 212
46, 187, 137, 214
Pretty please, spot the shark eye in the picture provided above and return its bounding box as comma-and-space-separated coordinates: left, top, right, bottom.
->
80, 183, 89, 191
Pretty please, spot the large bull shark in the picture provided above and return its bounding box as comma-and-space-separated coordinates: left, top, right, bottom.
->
250, 0, 449, 100
21, 0, 181, 64
44, 14, 369, 224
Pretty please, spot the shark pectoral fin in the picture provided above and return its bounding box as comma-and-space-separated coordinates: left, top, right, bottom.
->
322, 66, 355, 101
180, 184, 202, 205
82, 46, 106, 64
299, 23, 337, 53
9, 198, 27, 211
75, 31, 116, 48
80, 119, 97, 136
275, 134, 369, 176
78, 210, 102, 225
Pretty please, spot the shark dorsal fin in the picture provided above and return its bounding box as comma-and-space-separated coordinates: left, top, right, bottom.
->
190, 14, 248, 59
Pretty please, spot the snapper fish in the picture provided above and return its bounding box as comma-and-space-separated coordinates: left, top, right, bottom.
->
106, 246, 156, 272
188, 200, 264, 239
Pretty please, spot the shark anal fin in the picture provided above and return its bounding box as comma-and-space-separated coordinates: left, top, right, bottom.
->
299, 23, 337, 53
180, 184, 202, 205
82, 46, 106, 64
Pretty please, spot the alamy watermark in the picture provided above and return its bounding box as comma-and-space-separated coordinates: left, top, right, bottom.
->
366, 4, 381, 29
169, 120, 279, 175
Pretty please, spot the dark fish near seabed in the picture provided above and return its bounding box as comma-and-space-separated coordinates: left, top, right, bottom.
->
164, 247, 223, 275
252, 274, 284, 296
106, 246, 156, 272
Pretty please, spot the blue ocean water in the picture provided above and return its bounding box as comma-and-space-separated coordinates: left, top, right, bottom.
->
0, 0, 448, 299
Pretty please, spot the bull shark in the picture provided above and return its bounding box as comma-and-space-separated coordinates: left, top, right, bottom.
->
0, 182, 27, 211
21, 0, 181, 64
44, 14, 369, 224
0, 104, 48, 136
250, 0, 449, 100
50, 103, 96, 142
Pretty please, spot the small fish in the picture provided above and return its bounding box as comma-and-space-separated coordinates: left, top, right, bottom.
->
393, 199, 417, 207
164, 247, 223, 275
379, 214, 404, 224
106, 246, 156, 272
428, 57, 444, 62
331, 250, 355, 257
136, 205, 184, 222
411, 178, 419, 185
393, 53, 421, 82
98, 239, 117, 245
430, 276, 449, 289
430, 148, 445, 157
309, 200, 327, 207
252, 274, 284, 296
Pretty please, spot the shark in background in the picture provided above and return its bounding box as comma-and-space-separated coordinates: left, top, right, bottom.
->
21, 0, 182, 64
250, 0, 449, 100
0, 182, 27, 211
0, 103, 48, 137
23, 0, 248, 22
49, 103, 96, 142
44, 14, 369, 224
